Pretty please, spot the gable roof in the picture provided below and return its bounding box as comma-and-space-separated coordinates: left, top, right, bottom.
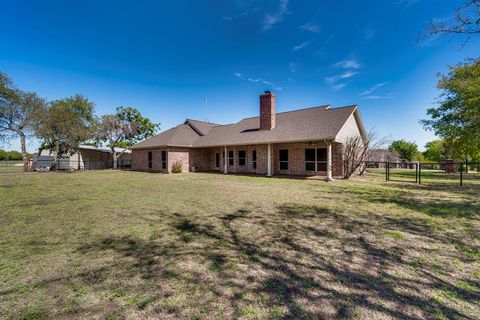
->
131, 105, 366, 149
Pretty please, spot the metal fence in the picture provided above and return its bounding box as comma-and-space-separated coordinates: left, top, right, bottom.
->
0, 159, 132, 173
365, 161, 480, 187
0, 160, 25, 173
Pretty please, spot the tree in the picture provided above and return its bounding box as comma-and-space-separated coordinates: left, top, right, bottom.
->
423, 140, 444, 161
388, 140, 418, 162
0, 149, 6, 160
0, 71, 46, 171
35, 95, 95, 167
421, 60, 480, 160
96, 106, 159, 168
420, 0, 480, 44
343, 131, 387, 179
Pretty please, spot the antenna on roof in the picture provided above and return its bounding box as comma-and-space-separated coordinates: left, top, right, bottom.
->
204, 97, 209, 123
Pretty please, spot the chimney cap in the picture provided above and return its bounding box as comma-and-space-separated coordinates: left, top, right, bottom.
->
262, 90, 274, 95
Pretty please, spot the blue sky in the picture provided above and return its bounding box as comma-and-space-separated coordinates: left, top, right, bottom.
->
1, 0, 479, 152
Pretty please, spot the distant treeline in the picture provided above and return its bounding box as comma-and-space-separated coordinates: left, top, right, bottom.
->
0, 149, 31, 160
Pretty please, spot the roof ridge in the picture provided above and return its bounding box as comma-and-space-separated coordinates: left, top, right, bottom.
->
240, 105, 331, 121
185, 118, 221, 126
329, 104, 358, 110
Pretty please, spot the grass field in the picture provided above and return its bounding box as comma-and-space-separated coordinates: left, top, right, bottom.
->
0, 161, 24, 173
0, 170, 479, 319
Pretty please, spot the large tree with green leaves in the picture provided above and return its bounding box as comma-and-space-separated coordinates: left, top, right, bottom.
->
388, 140, 419, 162
423, 140, 445, 162
96, 106, 159, 168
0, 71, 46, 170
421, 59, 480, 160
35, 95, 95, 166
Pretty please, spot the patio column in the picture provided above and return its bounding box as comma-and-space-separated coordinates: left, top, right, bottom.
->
326, 141, 333, 181
224, 146, 228, 174
267, 143, 272, 177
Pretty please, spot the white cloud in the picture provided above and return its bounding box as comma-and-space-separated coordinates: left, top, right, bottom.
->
291, 41, 310, 52
289, 62, 298, 73
340, 71, 358, 79
325, 71, 359, 86
362, 93, 395, 100
223, 7, 259, 21
363, 28, 375, 41
333, 59, 361, 69
262, 0, 289, 31
299, 23, 320, 33
333, 83, 347, 91
360, 82, 388, 96
233, 72, 282, 91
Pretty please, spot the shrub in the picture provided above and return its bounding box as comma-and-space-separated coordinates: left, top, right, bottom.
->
171, 161, 182, 173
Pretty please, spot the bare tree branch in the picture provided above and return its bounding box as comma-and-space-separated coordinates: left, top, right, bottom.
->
419, 0, 480, 45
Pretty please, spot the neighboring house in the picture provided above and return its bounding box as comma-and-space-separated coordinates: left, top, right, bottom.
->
39, 145, 132, 170
131, 91, 367, 179
367, 149, 401, 168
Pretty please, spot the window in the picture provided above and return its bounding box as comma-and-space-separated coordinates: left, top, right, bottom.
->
252, 150, 257, 169
238, 150, 246, 166
305, 148, 327, 171
317, 148, 327, 171
228, 151, 234, 166
148, 151, 153, 169
161, 150, 167, 169
215, 153, 220, 168
305, 149, 315, 171
279, 149, 289, 170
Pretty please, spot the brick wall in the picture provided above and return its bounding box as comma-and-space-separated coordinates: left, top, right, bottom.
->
132, 141, 344, 177
131, 148, 168, 172
167, 147, 190, 173
272, 141, 343, 177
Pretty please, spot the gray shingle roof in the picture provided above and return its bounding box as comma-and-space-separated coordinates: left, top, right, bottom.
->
131, 105, 362, 149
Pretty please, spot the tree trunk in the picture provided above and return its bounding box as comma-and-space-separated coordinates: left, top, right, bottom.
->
113, 153, 118, 169
52, 139, 60, 170
19, 132, 28, 172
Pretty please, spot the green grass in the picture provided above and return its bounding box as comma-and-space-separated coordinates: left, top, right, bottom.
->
0, 170, 479, 319
0, 162, 25, 173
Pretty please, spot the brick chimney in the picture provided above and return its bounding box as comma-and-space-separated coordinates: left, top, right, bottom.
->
260, 91, 276, 130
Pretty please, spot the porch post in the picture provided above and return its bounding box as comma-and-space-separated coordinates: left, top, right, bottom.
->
326, 141, 333, 181
267, 143, 272, 177
224, 146, 228, 174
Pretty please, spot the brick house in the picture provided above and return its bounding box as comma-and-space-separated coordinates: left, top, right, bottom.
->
130, 91, 367, 179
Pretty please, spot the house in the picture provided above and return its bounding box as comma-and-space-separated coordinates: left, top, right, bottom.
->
39, 145, 132, 170
366, 149, 401, 168
130, 91, 367, 179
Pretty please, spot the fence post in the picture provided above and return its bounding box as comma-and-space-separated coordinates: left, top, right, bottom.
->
385, 162, 389, 182
418, 163, 421, 185
460, 163, 463, 187
415, 162, 418, 184
465, 160, 468, 174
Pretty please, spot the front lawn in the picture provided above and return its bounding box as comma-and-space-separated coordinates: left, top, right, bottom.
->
0, 171, 479, 319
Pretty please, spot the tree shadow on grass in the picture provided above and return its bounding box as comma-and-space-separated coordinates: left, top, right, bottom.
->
12, 203, 477, 319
